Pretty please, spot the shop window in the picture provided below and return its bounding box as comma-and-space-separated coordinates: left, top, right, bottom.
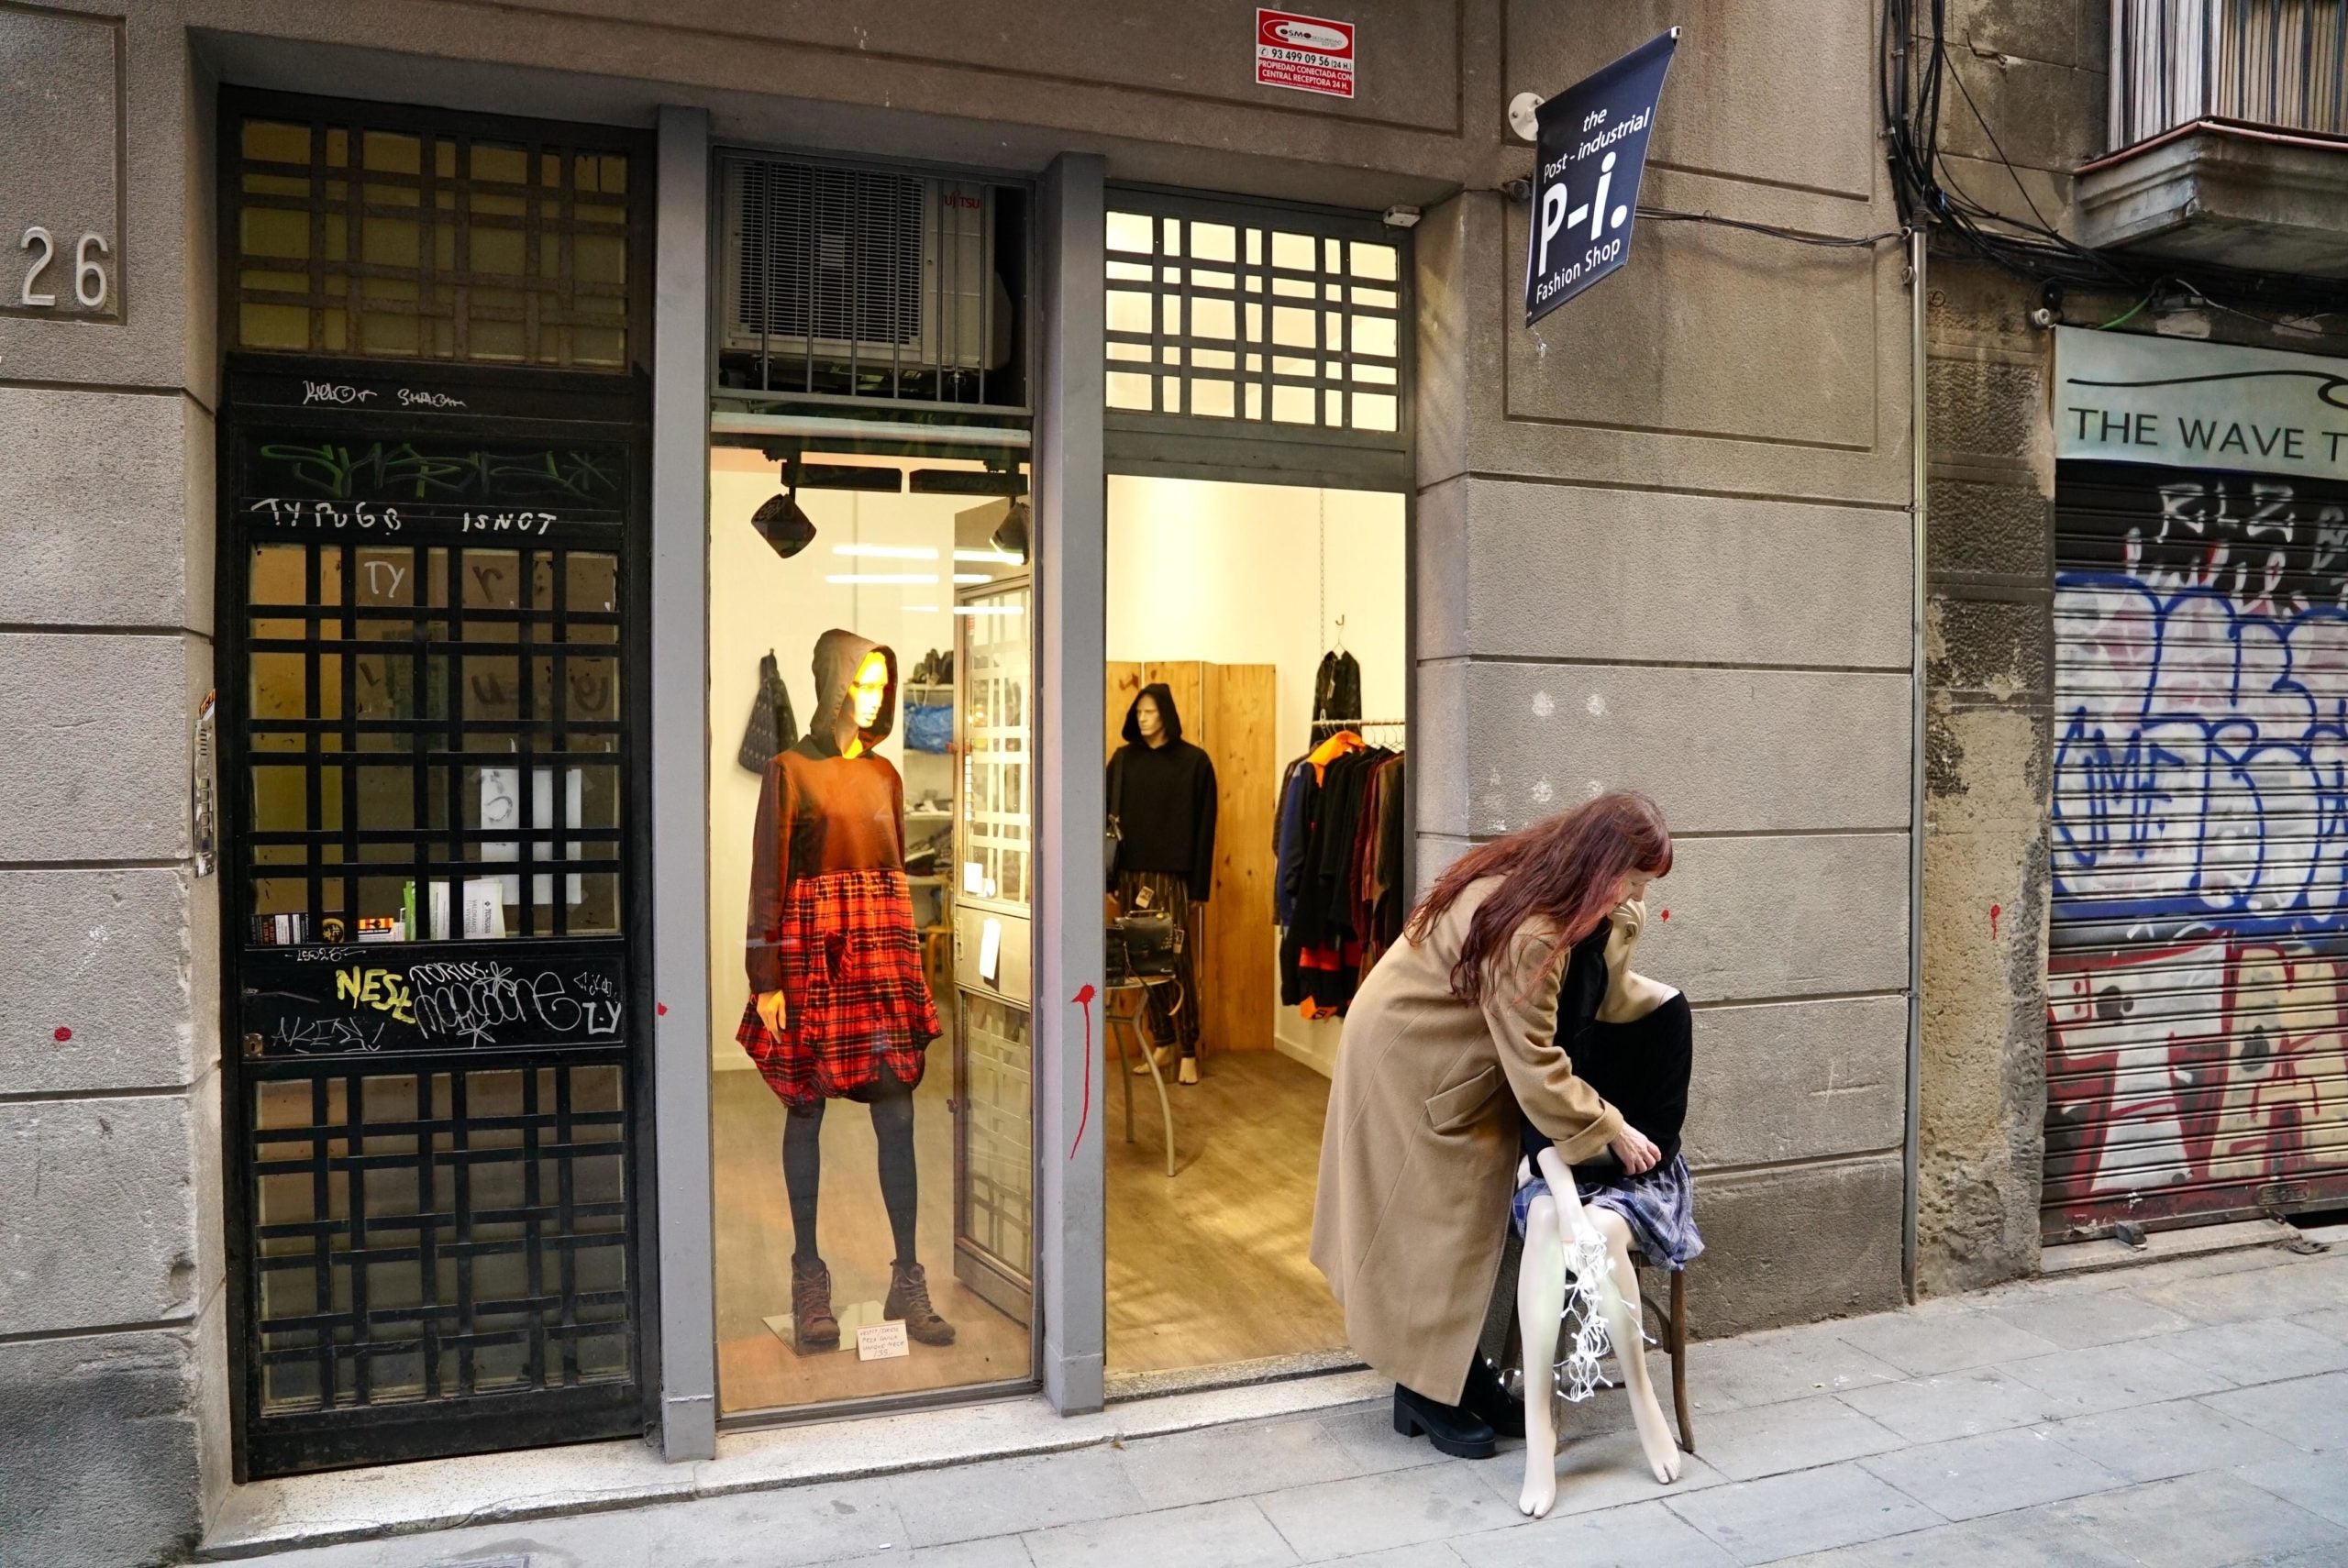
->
705, 440, 1036, 1416
227, 101, 643, 370
1103, 196, 1405, 437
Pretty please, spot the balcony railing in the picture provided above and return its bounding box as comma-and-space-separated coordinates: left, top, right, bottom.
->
2111, 0, 2348, 149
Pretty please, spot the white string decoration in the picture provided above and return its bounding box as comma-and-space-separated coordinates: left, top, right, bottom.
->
1553, 1231, 1617, 1405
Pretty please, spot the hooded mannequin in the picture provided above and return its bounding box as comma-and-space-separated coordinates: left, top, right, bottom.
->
739, 629, 953, 1354
1106, 683, 1217, 1081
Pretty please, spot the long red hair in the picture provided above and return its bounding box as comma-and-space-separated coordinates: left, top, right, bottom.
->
1406, 790, 1673, 1003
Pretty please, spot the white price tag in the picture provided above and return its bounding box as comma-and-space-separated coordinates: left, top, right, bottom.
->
857, 1321, 910, 1361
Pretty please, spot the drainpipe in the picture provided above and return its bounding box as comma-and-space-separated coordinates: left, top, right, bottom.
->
1901, 224, 1928, 1303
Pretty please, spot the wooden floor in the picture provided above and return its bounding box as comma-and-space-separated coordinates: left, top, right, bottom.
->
1106, 1047, 1348, 1377
713, 1053, 1033, 1416
714, 1023, 1346, 1413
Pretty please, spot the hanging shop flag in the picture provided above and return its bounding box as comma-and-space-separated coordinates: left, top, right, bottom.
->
1523, 29, 1678, 326
1257, 9, 1355, 98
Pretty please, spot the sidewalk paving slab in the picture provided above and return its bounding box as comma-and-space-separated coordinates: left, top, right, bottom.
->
1854, 1425, 2122, 1521
2050, 1470, 2348, 1568
2199, 1368, 2348, 1453
1109, 1414, 1368, 1509
2235, 1451, 2348, 1531
1998, 1337, 2239, 1416
1679, 1325, 1904, 1410
2044, 1395, 2305, 1482
1660, 1462, 1944, 1564
1828, 1304, 2063, 1376
1678, 1394, 1905, 1482
1767, 1500, 2144, 1566
1463, 1426, 1730, 1517
2152, 1319, 2348, 1382
2128, 1255, 2348, 1327
1251, 1459, 1526, 1562
1976, 1286, 2196, 1348
1025, 1496, 1294, 1568
882, 1444, 1146, 1548
1448, 1497, 1736, 1568
1833, 1366, 2054, 1444
2291, 1304, 2348, 1342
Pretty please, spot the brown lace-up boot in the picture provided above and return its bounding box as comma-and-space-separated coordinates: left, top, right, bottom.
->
884, 1261, 957, 1346
791, 1255, 840, 1353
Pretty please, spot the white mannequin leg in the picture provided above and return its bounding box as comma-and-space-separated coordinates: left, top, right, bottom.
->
1515, 1187, 1568, 1518
1524, 1149, 1680, 1493
1589, 1205, 1683, 1484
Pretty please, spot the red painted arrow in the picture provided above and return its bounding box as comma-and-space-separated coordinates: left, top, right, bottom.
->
1069, 982, 1098, 1159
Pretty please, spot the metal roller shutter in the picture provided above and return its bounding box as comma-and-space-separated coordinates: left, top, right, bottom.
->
2046, 459, 2348, 1241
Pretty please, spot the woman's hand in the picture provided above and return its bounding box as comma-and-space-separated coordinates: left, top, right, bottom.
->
1609, 1123, 1661, 1176
755, 989, 788, 1038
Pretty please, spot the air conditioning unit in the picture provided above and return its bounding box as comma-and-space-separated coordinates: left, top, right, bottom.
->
720, 157, 1002, 372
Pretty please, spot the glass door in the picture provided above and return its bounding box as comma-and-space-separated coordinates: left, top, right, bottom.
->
952, 573, 1035, 1324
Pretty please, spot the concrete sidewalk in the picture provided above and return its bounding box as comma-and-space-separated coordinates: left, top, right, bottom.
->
206, 1238, 2348, 1568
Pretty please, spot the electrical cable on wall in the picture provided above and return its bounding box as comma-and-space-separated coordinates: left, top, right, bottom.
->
1879, 0, 2342, 326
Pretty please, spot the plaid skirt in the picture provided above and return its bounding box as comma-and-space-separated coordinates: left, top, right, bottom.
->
1512, 1154, 1704, 1271
737, 867, 941, 1108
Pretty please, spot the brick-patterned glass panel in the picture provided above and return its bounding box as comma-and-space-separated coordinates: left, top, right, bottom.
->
1103, 198, 1403, 436
250, 1063, 630, 1413
958, 993, 1032, 1285
231, 109, 638, 369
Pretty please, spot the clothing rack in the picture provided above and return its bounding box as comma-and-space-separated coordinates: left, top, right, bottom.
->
1312, 717, 1407, 734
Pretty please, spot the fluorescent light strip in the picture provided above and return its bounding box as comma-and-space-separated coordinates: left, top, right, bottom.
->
952, 573, 991, 584
952, 548, 1021, 564
825, 573, 939, 585
833, 544, 939, 560
953, 605, 1024, 616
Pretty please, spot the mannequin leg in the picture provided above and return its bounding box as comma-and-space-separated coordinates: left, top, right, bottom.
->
868, 1090, 919, 1267
1589, 1206, 1684, 1484
1515, 1190, 1568, 1519
781, 1102, 838, 1353
871, 1088, 956, 1345
781, 1101, 826, 1262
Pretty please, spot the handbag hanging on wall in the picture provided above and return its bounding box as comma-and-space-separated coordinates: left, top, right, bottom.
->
737, 650, 798, 772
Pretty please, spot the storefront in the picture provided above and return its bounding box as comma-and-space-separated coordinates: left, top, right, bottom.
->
207, 90, 1422, 1473
2043, 326, 2348, 1241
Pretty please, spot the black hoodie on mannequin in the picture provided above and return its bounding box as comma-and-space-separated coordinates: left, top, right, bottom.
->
1107, 681, 1219, 901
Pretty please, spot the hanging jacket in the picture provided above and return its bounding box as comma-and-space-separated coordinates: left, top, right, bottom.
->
1312, 649, 1363, 727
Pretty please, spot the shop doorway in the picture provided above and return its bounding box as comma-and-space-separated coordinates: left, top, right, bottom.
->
1102, 476, 1406, 1386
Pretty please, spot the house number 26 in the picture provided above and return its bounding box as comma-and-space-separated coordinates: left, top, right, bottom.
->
18, 226, 111, 310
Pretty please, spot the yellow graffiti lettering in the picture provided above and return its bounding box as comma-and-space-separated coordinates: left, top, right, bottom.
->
337, 967, 363, 1003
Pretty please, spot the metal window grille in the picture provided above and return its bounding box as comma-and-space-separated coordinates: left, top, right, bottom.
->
249, 1062, 631, 1416
715, 150, 1024, 410
2110, 0, 2348, 148
1102, 193, 1406, 438
239, 455, 629, 944
227, 99, 643, 369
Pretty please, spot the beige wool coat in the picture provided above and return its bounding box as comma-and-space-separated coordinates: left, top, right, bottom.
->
1310, 877, 1625, 1404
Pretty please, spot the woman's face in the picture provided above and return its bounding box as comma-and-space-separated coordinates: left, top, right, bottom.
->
1618, 867, 1659, 906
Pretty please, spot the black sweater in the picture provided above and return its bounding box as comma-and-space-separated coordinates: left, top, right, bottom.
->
1108, 737, 1218, 900
1522, 924, 1692, 1177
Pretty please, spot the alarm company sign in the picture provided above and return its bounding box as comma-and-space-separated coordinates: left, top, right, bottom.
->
1523, 29, 1679, 326
1256, 9, 1355, 98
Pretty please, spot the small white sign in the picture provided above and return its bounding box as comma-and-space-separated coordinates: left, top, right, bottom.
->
962, 860, 986, 895
1256, 8, 1356, 98
980, 917, 1003, 984
857, 1320, 910, 1361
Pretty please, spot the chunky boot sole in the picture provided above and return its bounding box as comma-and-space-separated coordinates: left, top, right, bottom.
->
1392, 1397, 1499, 1460
792, 1322, 840, 1355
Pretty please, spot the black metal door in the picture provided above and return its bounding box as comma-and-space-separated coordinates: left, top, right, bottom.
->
219, 358, 654, 1475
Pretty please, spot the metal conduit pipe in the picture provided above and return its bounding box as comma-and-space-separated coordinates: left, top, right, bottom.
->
1901, 224, 1929, 1302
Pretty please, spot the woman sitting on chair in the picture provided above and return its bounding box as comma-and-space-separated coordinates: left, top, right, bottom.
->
1513, 892, 1701, 1518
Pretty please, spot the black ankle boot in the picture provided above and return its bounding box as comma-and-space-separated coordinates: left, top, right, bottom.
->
1459, 1353, 1526, 1440
1391, 1384, 1499, 1460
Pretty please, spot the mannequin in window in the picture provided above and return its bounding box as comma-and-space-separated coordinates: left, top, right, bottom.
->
739, 629, 953, 1353
1106, 682, 1217, 1084
1514, 896, 1700, 1517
